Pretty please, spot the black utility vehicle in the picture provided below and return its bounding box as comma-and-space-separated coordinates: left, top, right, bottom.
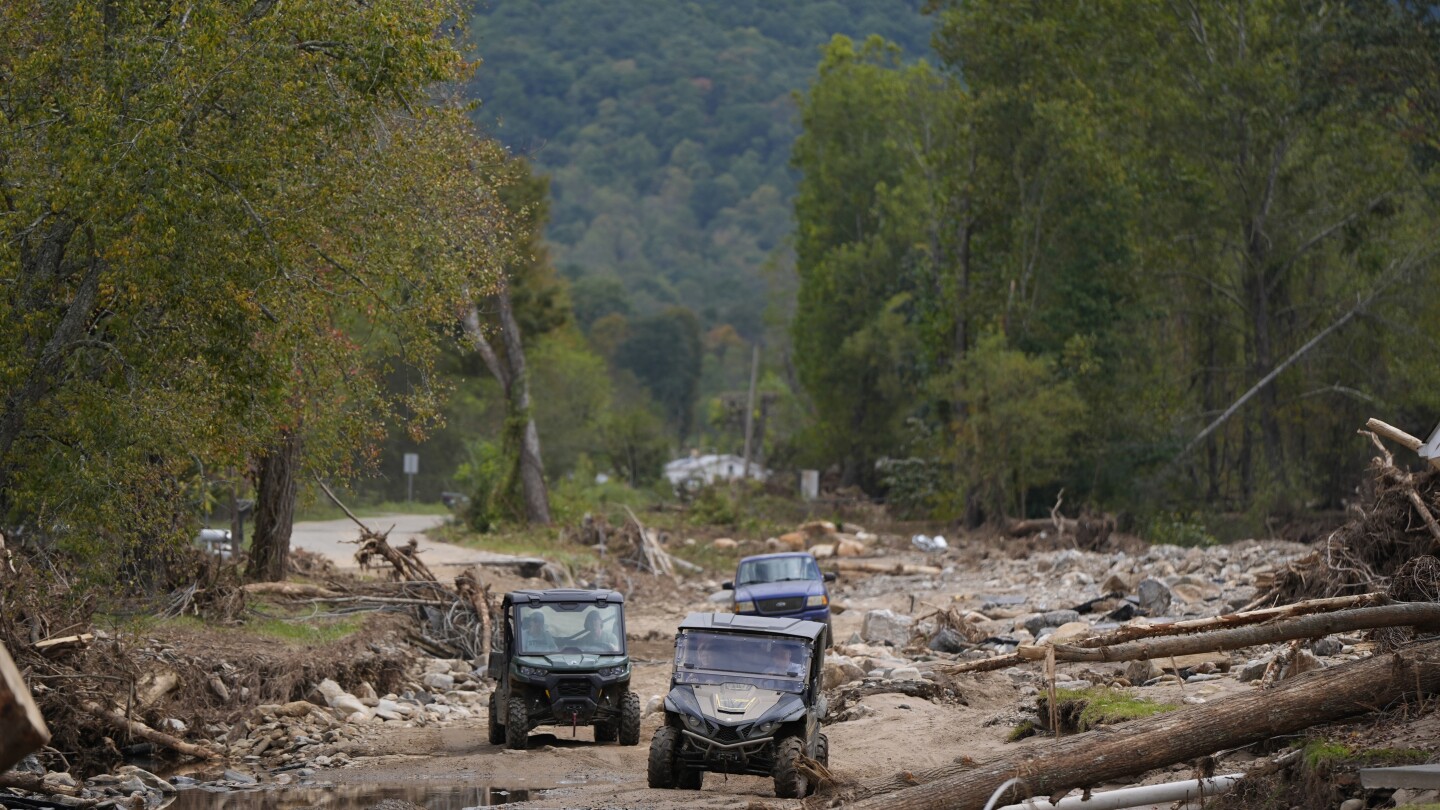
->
486, 589, 640, 750
648, 613, 829, 798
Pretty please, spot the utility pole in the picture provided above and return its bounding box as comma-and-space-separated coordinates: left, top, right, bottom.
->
741, 343, 760, 480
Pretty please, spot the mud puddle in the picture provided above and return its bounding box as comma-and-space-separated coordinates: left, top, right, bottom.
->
166, 783, 540, 808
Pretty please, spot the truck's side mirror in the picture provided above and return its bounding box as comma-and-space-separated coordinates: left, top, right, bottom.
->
486, 651, 504, 680
721, 581, 734, 590
823, 572, 837, 583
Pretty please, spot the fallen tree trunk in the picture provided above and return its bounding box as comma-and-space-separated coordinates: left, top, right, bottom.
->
1006, 517, 1077, 537
1016, 603, 1440, 664
823, 637, 1440, 810
1072, 593, 1389, 648
241, 581, 342, 598
1, 640, 51, 772
833, 560, 942, 576
80, 701, 221, 760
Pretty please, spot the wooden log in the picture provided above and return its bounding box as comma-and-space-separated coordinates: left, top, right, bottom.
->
825, 637, 1440, 810
1006, 517, 1078, 537
833, 560, 942, 576
80, 701, 221, 760
242, 581, 342, 598
1366, 417, 1423, 451
1071, 593, 1388, 649
1017, 603, 1440, 665
33, 633, 94, 654
0, 640, 51, 772
455, 567, 494, 660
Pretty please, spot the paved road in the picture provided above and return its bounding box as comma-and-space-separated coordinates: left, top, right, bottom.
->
290, 514, 542, 573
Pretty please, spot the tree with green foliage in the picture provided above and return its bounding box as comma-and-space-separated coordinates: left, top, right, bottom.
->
792, 3, 1440, 529
614, 307, 704, 443
0, 0, 508, 579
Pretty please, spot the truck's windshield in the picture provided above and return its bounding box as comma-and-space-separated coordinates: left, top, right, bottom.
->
736, 556, 820, 586
673, 631, 811, 693
516, 602, 624, 655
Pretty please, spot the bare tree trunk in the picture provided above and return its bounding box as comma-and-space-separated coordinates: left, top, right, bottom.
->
462, 288, 552, 526
824, 637, 1440, 810
247, 428, 300, 582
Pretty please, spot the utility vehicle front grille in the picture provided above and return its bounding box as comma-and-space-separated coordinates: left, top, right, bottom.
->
556, 679, 591, 698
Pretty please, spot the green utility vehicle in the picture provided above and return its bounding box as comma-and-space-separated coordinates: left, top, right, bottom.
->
486, 589, 641, 749
648, 613, 829, 798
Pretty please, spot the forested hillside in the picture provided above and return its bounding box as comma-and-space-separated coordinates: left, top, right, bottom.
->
466, 0, 932, 336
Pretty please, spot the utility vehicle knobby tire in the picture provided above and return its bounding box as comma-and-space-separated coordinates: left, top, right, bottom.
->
773, 735, 810, 799
647, 726, 681, 789
487, 693, 504, 745
619, 691, 642, 746
817, 732, 830, 767
594, 721, 617, 743
505, 697, 529, 750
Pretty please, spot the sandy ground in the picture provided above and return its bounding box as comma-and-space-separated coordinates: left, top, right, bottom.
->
292, 524, 1042, 809
267, 519, 1374, 809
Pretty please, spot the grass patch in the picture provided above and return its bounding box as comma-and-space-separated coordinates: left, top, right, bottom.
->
1040, 687, 1179, 733
244, 615, 365, 644
429, 521, 599, 571
1007, 720, 1037, 741
1300, 740, 1431, 769
105, 608, 366, 646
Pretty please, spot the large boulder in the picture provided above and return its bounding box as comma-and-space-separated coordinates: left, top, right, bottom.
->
1136, 578, 1173, 615
861, 609, 914, 647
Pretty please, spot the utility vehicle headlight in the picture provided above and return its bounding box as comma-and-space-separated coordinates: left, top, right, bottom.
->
682, 714, 705, 732
806, 595, 828, 607
734, 600, 756, 613
753, 721, 778, 736
518, 665, 547, 679
598, 665, 628, 678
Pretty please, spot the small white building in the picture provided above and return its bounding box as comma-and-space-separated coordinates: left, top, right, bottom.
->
664, 453, 770, 489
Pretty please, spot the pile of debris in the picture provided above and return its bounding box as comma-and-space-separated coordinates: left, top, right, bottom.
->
804, 418, 1440, 810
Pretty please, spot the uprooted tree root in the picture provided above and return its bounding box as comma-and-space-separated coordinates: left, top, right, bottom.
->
1261, 460, 1440, 606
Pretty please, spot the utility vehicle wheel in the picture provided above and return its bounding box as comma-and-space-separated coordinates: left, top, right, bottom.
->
487, 693, 504, 745
618, 691, 642, 746
505, 697, 529, 750
594, 720, 617, 743
773, 735, 810, 799
817, 732, 830, 767
647, 726, 681, 788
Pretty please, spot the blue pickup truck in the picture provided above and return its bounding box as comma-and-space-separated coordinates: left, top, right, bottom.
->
723, 552, 836, 646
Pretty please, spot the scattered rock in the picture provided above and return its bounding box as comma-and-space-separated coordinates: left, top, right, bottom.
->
421, 672, 455, 692
711, 537, 738, 550
927, 627, 967, 654
1136, 578, 1173, 615
861, 609, 914, 647
1023, 610, 1080, 637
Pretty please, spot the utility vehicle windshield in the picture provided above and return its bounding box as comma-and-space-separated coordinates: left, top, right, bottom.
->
736, 556, 821, 586
516, 602, 624, 655
673, 631, 811, 693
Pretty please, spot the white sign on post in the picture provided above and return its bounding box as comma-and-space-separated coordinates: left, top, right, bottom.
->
403, 453, 419, 502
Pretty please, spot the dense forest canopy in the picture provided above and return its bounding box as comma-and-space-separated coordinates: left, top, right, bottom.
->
791, 1, 1440, 531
